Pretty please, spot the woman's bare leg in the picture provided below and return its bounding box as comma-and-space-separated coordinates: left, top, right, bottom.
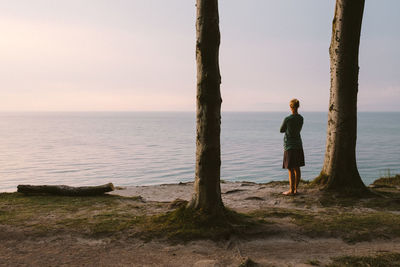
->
294, 167, 301, 194
283, 169, 295, 195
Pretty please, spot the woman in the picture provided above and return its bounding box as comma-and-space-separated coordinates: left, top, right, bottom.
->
280, 98, 305, 195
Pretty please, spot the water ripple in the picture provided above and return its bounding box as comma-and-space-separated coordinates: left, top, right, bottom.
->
0, 112, 399, 192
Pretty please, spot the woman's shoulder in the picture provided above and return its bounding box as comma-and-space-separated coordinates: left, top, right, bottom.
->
286, 114, 302, 119
286, 114, 303, 123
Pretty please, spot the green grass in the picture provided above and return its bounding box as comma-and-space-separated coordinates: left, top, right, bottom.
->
373, 174, 400, 187
249, 207, 400, 243
55, 213, 143, 235
302, 187, 400, 211
328, 252, 400, 267
0, 193, 268, 241
311, 172, 329, 186
0, 193, 145, 235
300, 212, 400, 243
137, 206, 261, 242
264, 180, 289, 186
318, 193, 365, 207
3, 184, 400, 243
249, 207, 312, 220
362, 192, 400, 211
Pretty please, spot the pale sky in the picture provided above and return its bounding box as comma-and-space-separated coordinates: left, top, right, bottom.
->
1, 0, 399, 112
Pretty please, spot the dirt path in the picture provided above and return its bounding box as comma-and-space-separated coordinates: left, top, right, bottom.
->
2, 233, 400, 266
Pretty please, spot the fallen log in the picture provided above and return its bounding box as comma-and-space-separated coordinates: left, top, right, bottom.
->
17, 183, 114, 196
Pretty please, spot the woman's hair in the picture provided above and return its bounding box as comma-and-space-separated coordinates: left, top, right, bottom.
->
290, 98, 300, 109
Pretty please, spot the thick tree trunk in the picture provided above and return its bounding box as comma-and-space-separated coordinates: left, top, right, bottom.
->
17, 183, 114, 196
189, 0, 224, 212
316, 0, 366, 191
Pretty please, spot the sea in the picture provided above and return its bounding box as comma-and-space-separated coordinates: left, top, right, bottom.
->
0, 112, 399, 192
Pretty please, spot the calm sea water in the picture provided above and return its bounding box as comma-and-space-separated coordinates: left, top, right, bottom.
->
0, 112, 398, 192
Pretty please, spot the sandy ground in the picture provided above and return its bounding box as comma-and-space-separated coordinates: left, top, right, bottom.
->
2, 232, 400, 267
110, 181, 280, 212
1, 181, 400, 266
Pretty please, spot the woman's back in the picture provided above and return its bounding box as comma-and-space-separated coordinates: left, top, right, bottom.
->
280, 114, 303, 151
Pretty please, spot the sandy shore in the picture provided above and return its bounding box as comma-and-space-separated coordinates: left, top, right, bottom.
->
109, 181, 284, 212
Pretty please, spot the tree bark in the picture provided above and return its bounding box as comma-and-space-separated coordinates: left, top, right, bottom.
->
17, 183, 114, 196
189, 0, 224, 212
316, 0, 366, 191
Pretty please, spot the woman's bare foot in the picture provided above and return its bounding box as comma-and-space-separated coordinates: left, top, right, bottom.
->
282, 190, 294, 196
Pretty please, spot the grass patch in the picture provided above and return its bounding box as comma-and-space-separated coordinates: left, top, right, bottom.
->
311, 172, 329, 186
3, 187, 400, 243
0, 193, 272, 241
249, 207, 400, 243
0, 193, 145, 235
56, 213, 143, 235
373, 174, 400, 187
264, 180, 289, 187
328, 252, 400, 267
249, 208, 312, 221
318, 192, 363, 207
362, 190, 400, 211
315, 189, 400, 211
297, 212, 400, 243
138, 206, 261, 242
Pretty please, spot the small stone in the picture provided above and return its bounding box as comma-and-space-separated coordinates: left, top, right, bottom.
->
244, 196, 264, 201
224, 189, 246, 194
241, 182, 256, 186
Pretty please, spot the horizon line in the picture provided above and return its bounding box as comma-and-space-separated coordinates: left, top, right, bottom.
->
0, 110, 399, 113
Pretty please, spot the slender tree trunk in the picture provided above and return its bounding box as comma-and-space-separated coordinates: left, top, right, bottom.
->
189, 0, 224, 212
315, 0, 366, 191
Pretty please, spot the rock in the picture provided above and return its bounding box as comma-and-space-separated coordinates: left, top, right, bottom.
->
241, 182, 257, 186
224, 189, 246, 194
244, 196, 264, 201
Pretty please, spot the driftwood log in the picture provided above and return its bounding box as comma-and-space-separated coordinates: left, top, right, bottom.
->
17, 183, 114, 196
